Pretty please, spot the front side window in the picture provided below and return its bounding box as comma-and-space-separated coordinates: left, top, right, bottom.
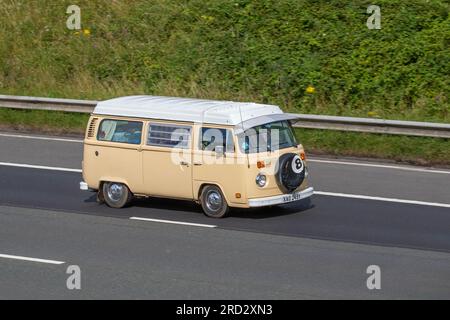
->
97, 119, 143, 145
237, 120, 297, 154
200, 127, 235, 153
147, 123, 191, 148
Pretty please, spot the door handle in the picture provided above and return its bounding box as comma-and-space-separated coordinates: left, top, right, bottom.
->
180, 161, 190, 166
193, 162, 203, 166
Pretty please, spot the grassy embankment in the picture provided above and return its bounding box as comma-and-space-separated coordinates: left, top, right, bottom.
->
0, 1, 448, 164
1, 108, 449, 166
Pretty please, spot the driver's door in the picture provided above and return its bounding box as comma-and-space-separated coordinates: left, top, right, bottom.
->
192, 124, 246, 205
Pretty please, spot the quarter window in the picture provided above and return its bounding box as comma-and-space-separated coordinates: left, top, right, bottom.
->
200, 127, 235, 153
97, 119, 143, 145
147, 123, 191, 148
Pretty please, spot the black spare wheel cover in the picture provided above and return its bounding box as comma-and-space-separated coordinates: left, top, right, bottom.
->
275, 153, 306, 193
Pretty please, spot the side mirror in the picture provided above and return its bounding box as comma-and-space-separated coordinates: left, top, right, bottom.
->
215, 145, 225, 157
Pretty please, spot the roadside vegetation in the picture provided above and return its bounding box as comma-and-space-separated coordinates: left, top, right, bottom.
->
0, 0, 448, 163
0, 108, 89, 136
295, 129, 450, 167
0, 108, 448, 167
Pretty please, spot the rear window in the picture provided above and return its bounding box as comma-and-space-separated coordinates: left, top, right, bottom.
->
97, 119, 143, 145
147, 123, 191, 148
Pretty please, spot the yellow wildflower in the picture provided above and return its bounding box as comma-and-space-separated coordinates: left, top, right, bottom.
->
306, 85, 315, 94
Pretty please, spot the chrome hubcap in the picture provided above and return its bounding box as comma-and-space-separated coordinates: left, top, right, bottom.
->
107, 183, 124, 202
206, 191, 222, 212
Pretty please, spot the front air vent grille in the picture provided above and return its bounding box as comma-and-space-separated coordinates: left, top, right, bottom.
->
87, 118, 98, 138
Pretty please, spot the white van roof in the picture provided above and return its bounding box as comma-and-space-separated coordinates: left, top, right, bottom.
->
94, 95, 284, 126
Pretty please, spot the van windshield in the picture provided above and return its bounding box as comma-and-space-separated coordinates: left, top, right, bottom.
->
237, 120, 297, 154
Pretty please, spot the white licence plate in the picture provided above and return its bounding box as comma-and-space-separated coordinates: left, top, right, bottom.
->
282, 192, 302, 203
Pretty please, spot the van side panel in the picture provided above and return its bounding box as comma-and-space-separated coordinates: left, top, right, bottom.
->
83, 142, 144, 193
140, 120, 194, 199
141, 147, 193, 199
82, 115, 144, 193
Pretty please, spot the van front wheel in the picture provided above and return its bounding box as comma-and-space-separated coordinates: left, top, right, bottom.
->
102, 182, 132, 208
200, 185, 229, 218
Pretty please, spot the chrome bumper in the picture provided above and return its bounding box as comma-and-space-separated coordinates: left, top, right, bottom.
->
79, 181, 92, 191
248, 187, 314, 207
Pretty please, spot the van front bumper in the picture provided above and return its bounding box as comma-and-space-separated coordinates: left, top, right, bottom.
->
248, 187, 314, 207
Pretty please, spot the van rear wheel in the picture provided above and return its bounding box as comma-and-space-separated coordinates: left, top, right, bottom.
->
200, 185, 229, 218
102, 182, 133, 208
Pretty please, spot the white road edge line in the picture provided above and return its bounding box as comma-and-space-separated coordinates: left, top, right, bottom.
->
0, 162, 82, 173
0, 133, 82, 143
308, 159, 450, 175
314, 191, 450, 208
2, 132, 450, 174
0, 254, 65, 265
130, 217, 217, 228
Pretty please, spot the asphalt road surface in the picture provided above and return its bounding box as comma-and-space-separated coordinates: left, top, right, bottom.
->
0, 132, 449, 299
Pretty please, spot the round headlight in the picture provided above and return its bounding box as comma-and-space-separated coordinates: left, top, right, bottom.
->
256, 174, 267, 187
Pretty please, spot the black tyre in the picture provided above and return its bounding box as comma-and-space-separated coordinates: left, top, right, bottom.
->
200, 185, 229, 218
102, 182, 133, 208
275, 153, 306, 193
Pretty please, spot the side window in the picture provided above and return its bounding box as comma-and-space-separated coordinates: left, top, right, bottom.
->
97, 119, 143, 145
200, 127, 235, 153
147, 123, 191, 148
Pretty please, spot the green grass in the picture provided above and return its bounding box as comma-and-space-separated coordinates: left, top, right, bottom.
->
0, 108, 448, 166
295, 128, 450, 166
0, 108, 89, 135
0, 0, 449, 122
0, 1, 449, 164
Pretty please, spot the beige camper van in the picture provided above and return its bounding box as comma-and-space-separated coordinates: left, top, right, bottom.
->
80, 96, 313, 218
